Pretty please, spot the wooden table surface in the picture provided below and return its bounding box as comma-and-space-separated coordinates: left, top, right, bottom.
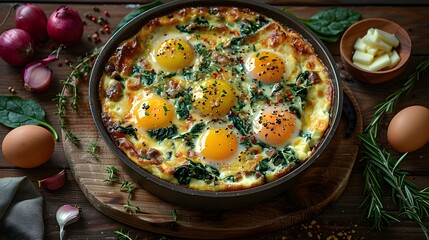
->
1, 1, 429, 239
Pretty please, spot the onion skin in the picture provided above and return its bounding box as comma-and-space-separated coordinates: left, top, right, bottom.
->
0, 29, 34, 66
47, 6, 84, 46
15, 4, 48, 43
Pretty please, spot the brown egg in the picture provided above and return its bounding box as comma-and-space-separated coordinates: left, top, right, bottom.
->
387, 105, 429, 153
2, 125, 55, 168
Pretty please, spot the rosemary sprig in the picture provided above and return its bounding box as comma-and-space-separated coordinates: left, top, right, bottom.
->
55, 48, 100, 146
360, 57, 429, 238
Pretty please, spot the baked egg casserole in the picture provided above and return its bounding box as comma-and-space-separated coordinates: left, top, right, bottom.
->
99, 6, 333, 191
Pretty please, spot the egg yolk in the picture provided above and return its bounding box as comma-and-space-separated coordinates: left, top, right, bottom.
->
193, 79, 236, 117
246, 51, 286, 84
154, 38, 194, 71
253, 108, 297, 147
198, 128, 239, 162
134, 96, 175, 130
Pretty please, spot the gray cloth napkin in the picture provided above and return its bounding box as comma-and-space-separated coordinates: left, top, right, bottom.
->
0, 177, 44, 240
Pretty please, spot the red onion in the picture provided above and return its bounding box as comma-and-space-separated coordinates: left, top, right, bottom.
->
47, 6, 84, 46
15, 4, 48, 43
23, 55, 58, 92
0, 29, 34, 66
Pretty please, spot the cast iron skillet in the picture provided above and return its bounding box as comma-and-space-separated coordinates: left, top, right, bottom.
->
89, 0, 343, 211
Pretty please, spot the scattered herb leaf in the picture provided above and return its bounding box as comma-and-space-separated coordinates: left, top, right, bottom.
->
104, 166, 120, 184
171, 209, 178, 222
0, 96, 59, 140
87, 140, 98, 157
114, 229, 133, 240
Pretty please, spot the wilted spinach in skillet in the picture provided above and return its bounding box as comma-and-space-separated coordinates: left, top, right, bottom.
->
174, 160, 220, 185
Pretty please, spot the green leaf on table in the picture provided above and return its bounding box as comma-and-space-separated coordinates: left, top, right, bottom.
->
115, 1, 163, 33
308, 8, 361, 36
0, 95, 59, 140
284, 7, 361, 42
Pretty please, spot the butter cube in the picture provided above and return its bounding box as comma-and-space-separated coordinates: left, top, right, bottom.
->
353, 38, 368, 52
363, 34, 392, 52
352, 50, 374, 65
369, 53, 391, 71
374, 28, 400, 47
367, 28, 375, 35
366, 46, 378, 55
388, 50, 401, 68
375, 49, 386, 56
353, 61, 371, 71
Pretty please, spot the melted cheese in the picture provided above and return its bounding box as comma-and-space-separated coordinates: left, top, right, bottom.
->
99, 6, 333, 191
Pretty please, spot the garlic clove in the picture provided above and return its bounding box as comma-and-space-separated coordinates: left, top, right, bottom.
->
38, 169, 67, 190
56, 204, 81, 240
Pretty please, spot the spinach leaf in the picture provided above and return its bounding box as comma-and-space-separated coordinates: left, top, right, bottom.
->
194, 43, 211, 57
285, 8, 360, 42
256, 148, 298, 175
250, 91, 269, 104
114, 125, 138, 140
176, 17, 210, 33
227, 114, 250, 136
171, 122, 205, 148
174, 160, 219, 185
147, 125, 178, 141
229, 37, 244, 50
115, 1, 163, 33
189, 122, 206, 134
175, 90, 192, 119
256, 158, 270, 175
309, 8, 361, 36
0, 96, 58, 140
239, 136, 268, 149
224, 175, 235, 182
141, 70, 156, 85
239, 16, 268, 36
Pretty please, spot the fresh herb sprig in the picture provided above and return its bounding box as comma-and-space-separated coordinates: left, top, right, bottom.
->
360, 57, 429, 239
87, 140, 99, 159
55, 49, 100, 146
114, 229, 133, 240
103, 166, 141, 213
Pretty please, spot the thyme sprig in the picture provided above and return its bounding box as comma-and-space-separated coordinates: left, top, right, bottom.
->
103, 166, 141, 213
55, 48, 100, 146
360, 57, 429, 239
87, 140, 99, 159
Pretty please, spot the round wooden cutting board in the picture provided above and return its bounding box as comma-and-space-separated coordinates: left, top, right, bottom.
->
63, 80, 362, 239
